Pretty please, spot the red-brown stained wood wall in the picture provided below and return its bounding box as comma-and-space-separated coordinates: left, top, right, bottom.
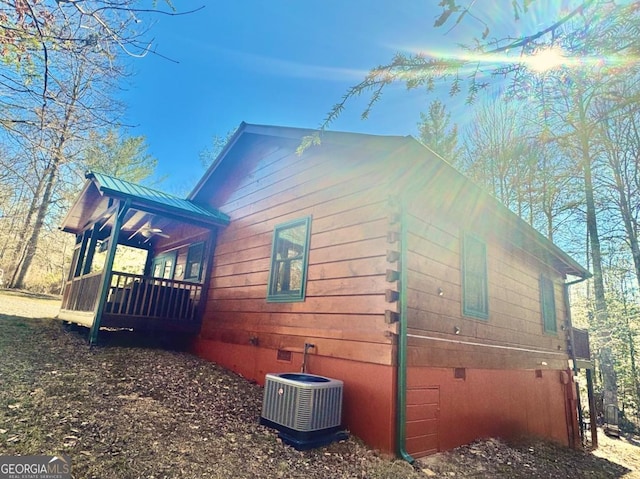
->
402, 176, 575, 456
404, 198, 570, 371
198, 137, 403, 368
406, 367, 573, 457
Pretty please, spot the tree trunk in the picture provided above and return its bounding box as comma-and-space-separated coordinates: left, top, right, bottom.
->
9, 63, 78, 289
7, 177, 47, 288
623, 312, 640, 423
0, 184, 28, 261
581, 131, 618, 417
541, 173, 554, 242
11, 161, 59, 289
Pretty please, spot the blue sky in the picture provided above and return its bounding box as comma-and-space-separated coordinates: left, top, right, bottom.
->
119, 1, 558, 194
120, 2, 460, 193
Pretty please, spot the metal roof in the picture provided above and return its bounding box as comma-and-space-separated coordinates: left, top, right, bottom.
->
88, 171, 230, 225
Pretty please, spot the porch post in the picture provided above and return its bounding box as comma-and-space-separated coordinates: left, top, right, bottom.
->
89, 199, 130, 345
195, 229, 218, 322
586, 367, 598, 448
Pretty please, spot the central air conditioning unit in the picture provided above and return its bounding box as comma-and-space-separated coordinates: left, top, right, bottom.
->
260, 372, 347, 450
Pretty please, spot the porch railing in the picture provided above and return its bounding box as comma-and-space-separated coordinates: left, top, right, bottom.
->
61, 271, 103, 312
105, 271, 202, 322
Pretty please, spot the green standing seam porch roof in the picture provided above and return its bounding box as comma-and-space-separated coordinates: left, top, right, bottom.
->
87, 171, 230, 226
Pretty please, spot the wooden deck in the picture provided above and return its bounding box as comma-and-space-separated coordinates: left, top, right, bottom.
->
60, 271, 203, 333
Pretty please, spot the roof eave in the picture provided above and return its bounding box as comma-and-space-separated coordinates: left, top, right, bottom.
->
498, 195, 591, 280
188, 121, 249, 200
59, 179, 92, 230
85, 171, 231, 228
98, 187, 230, 228
404, 137, 591, 281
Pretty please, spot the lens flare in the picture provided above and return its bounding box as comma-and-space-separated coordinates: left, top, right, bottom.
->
525, 46, 567, 72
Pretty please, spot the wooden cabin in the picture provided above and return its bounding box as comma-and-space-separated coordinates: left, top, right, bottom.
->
60, 123, 595, 458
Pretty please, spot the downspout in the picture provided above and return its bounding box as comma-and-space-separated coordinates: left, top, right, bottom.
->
396, 201, 415, 464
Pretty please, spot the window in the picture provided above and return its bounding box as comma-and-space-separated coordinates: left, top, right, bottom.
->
185, 242, 205, 280
462, 233, 489, 319
267, 216, 311, 302
151, 252, 176, 279
540, 275, 557, 333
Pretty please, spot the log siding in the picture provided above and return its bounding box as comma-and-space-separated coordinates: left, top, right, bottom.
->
405, 203, 569, 371
200, 142, 402, 366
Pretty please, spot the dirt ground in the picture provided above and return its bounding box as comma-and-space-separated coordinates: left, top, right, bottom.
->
1, 289, 639, 478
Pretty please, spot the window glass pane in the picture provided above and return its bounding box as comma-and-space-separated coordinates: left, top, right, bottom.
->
465, 275, 486, 312
186, 242, 205, 280
277, 225, 305, 258
188, 261, 201, 278
273, 258, 303, 294
163, 259, 173, 279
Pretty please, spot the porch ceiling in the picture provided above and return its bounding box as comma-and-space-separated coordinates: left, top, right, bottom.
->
61, 172, 230, 242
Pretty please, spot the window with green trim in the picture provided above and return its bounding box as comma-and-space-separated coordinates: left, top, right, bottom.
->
462, 233, 489, 319
267, 216, 311, 302
185, 242, 205, 281
540, 275, 557, 333
152, 251, 176, 279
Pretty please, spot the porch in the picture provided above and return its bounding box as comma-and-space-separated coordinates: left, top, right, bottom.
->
58, 171, 229, 343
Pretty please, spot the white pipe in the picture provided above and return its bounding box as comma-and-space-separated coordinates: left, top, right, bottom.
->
407, 333, 567, 356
